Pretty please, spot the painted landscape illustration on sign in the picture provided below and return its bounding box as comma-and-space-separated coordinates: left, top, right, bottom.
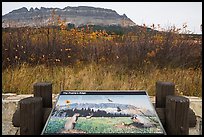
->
43, 95, 164, 134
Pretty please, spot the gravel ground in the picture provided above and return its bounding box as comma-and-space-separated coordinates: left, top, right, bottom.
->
2, 101, 18, 135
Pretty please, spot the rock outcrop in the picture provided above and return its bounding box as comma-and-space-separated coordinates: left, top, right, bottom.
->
2, 6, 136, 28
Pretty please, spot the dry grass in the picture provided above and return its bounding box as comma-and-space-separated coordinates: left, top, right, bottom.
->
2, 63, 202, 97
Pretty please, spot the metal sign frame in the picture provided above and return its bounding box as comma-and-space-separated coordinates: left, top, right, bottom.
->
41, 90, 166, 135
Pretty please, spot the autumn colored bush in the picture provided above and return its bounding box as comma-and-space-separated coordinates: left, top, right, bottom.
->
2, 24, 202, 70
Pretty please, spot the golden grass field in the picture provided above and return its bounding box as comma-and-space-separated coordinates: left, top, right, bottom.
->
2, 63, 202, 96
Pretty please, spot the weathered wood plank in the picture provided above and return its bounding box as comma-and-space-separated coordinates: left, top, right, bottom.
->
155, 108, 197, 128
188, 108, 197, 127
12, 104, 20, 127
33, 82, 52, 108
43, 108, 52, 126
156, 108, 165, 127
156, 81, 175, 108
165, 95, 189, 135
20, 97, 43, 135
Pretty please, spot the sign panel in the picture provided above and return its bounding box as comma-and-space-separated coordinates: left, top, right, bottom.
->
41, 91, 166, 135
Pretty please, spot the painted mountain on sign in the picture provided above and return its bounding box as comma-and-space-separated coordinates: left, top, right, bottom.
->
57, 103, 155, 117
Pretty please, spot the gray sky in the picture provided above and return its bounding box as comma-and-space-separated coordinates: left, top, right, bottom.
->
2, 2, 202, 34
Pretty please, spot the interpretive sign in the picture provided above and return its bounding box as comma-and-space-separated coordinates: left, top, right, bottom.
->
41, 91, 166, 135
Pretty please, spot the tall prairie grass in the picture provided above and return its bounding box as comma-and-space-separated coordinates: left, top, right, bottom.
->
2, 20, 202, 97
2, 63, 202, 96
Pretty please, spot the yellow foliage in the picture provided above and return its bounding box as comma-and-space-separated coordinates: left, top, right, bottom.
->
147, 50, 156, 58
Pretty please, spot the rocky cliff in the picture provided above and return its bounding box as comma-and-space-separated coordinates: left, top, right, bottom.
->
2, 6, 136, 28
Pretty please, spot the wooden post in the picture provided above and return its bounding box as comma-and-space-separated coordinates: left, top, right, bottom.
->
156, 108, 165, 126
12, 106, 53, 128
12, 103, 20, 127
166, 95, 189, 135
156, 81, 175, 108
33, 82, 52, 108
155, 108, 196, 128
20, 97, 43, 135
188, 108, 197, 127
43, 108, 52, 126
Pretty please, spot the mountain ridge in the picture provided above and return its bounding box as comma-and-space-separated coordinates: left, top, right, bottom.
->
2, 6, 136, 28
58, 102, 155, 116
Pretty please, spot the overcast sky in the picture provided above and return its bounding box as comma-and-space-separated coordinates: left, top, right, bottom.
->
2, 2, 202, 34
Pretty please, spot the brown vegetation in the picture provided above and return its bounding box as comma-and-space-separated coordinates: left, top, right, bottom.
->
2, 18, 202, 96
